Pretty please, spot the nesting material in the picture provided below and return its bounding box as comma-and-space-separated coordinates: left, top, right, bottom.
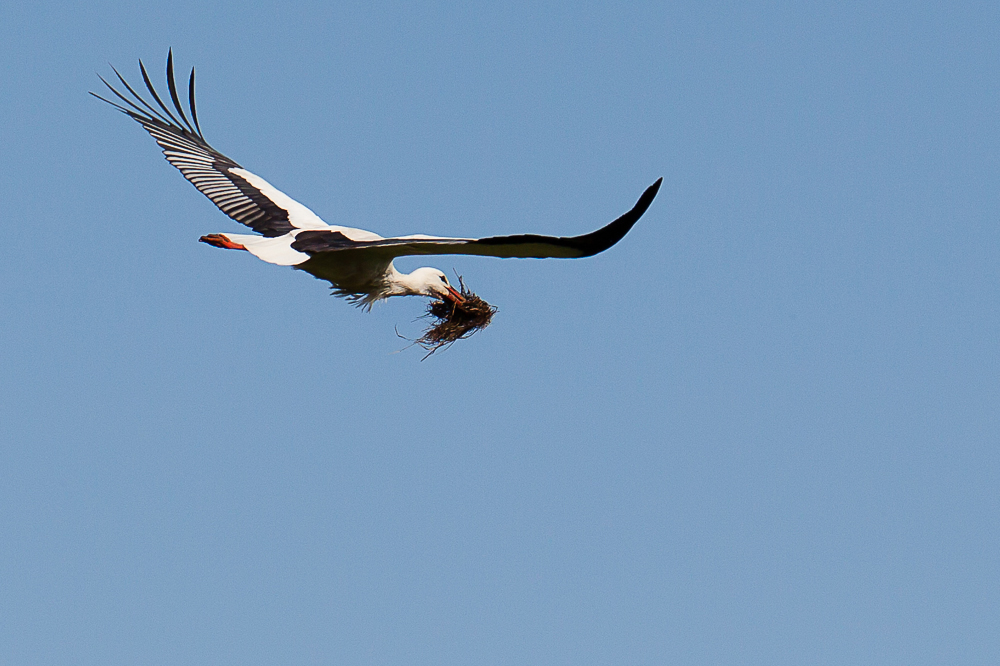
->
415, 278, 497, 358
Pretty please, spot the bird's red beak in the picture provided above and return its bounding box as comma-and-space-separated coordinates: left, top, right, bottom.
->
445, 285, 466, 304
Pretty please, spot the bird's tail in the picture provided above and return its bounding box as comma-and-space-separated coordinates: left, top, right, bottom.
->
200, 233, 308, 266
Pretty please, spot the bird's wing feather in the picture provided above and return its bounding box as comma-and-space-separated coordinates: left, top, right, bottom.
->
92, 50, 328, 237
290, 178, 662, 259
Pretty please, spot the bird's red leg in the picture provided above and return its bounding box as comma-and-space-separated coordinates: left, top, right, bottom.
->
199, 234, 247, 251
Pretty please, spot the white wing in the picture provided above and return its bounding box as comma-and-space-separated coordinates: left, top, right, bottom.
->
92, 50, 328, 238
288, 178, 662, 260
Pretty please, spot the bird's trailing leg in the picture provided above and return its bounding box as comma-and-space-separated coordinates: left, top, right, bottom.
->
199, 234, 247, 251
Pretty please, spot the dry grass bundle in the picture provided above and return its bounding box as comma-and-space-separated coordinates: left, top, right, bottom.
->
409, 277, 497, 358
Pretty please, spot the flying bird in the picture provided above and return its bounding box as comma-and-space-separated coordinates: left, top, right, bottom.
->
92, 51, 662, 309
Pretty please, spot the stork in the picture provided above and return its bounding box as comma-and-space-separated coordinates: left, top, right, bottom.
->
92, 51, 662, 310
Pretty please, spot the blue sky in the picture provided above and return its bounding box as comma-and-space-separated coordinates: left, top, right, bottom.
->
2, 1, 999, 663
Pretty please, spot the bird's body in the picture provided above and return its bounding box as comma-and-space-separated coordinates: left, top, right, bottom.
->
93, 52, 661, 311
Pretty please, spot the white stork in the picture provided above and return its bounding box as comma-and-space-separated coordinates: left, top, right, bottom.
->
93, 51, 662, 309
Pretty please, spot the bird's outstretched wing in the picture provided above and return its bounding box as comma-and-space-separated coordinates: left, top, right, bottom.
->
290, 178, 662, 259
92, 50, 329, 237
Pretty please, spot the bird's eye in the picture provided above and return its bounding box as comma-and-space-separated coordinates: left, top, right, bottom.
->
441, 276, 448, 283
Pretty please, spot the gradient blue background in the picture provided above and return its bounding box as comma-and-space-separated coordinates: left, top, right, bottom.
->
2, 1, 999, 663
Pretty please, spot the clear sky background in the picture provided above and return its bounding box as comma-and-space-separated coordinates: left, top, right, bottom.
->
2, 1, 998, 663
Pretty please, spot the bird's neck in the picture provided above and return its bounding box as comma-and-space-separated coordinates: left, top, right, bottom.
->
385, 265, 423, 297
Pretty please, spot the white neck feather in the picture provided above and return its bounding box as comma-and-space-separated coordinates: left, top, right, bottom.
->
386, 265, 430, 297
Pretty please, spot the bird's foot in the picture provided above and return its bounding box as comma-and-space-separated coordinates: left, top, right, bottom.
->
199, 234, 247, 251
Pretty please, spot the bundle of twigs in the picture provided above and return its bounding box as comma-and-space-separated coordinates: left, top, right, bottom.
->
408, 277, 497, 359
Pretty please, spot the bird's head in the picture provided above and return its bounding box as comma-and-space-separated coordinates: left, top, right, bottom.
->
408, 267, 465, 304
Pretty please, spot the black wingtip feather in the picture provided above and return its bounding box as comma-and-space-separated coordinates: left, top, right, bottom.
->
139, 57, 184, 129
109, 65, 172, 125
535, 177, 663, 257
188, 67, 204, 139
95, 52, 206, 142
512, 176, 664, 258
95, 74, 165, 122
638, 177, 662, 213
165, 49, 195, 135
89, 90, 132, 115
